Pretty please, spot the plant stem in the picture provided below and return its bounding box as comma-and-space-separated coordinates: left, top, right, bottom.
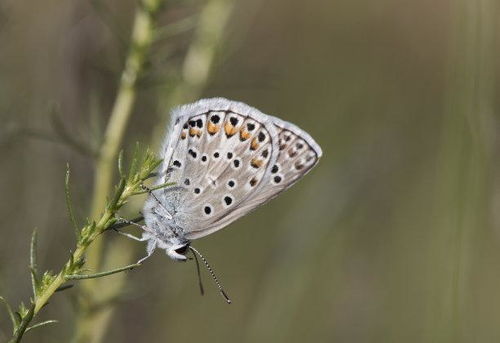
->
6, 167, 159, 343
35, 198, 125, 315
87, 0, 162, 266
73, 1, 235, 342
73, 0, 163, 342
152, 0, 235, 148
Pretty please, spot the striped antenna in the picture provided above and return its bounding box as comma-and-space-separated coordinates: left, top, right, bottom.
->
189, 246, 231, 304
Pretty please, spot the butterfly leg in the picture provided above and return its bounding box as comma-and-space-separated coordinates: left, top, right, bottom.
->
137, 252, 153, 265
114, 215, 155, 236
114, 230, 148, 242
136, 239, 157, 264
115, 216, 146, 229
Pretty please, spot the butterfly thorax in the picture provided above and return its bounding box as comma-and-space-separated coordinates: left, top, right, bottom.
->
141, 225, 190, 262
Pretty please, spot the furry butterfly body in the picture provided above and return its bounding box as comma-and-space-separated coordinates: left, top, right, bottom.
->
139, 98, 322, 262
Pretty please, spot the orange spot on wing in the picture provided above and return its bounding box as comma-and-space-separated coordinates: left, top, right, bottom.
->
189, 128, 201, 137
250, 138, 259, 150
224, 123, 238, 137
207, 122, 219, 135
239, 129, 251, 141
250, 158, 264, 168
181, 132, 187, 139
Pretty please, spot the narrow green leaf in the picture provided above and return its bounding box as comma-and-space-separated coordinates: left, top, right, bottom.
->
118, 149, 124, 178
55, 284, 74, 293
65, 164, 80, 240
108, 178, 126, 210
127, 142, 141, 181
144, 159, 162, 179
14, 312, 22, 327
12, 305, 34, 341
25, 320, 58, 333
137, 151, 161, 181
29, 268, 39, 300
65, 263, 141, 280
0, 296, 17, 333
29, 229, 39, 298
68, 250, 75, 271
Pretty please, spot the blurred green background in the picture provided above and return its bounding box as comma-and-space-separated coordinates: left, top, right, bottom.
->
1, 0, 499, 342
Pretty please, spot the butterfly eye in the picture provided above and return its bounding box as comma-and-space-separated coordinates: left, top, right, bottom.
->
174, 245, 189, 255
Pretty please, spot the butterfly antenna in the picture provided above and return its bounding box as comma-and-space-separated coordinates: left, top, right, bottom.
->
191, 249, 205, 296
188, 246, 232, 304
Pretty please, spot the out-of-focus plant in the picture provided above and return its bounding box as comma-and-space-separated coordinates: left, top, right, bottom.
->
72, 0, 235, 342
0, 0, 236, 341
72, 0, 165, 341
0, 149, 165, 343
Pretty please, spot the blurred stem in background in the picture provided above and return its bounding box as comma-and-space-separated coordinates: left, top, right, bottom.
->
151, 0, 236, 148
74, 0, 164, 341
427, 0, 495, 341
73, 0, 234, 342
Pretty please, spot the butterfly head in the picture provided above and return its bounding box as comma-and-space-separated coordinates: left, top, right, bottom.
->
167, 242, 190, 261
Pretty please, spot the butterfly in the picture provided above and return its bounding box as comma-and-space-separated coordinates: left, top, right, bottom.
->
120, 98, 322, 302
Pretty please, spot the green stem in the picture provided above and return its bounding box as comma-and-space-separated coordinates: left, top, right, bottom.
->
72, 1, 236, 342
4, 161, 157, 342
73, 1, 163, 342
9, 306, 33, 343
33, 205, 117, 314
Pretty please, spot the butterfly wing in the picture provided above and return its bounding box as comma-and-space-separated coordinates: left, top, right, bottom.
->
184, 108, 323, 239
144, 98, 321, 240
